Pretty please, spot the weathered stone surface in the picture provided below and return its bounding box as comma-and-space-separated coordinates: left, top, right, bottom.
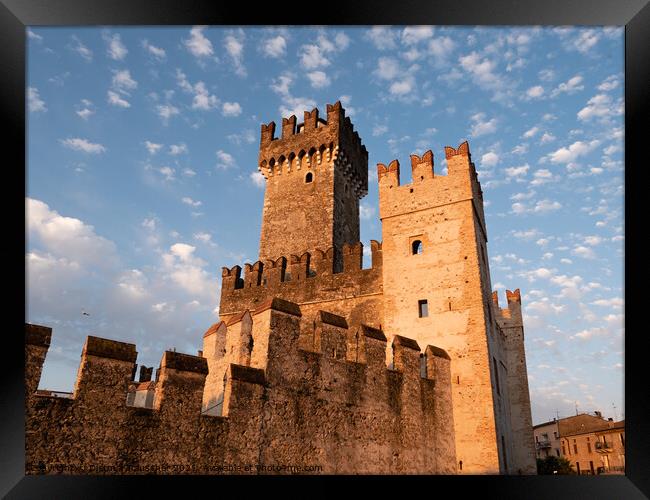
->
26, 104, 535, 476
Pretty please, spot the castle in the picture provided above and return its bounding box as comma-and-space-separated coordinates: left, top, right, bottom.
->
25, 101, 536, 475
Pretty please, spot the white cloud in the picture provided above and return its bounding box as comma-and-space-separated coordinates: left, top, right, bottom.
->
512, 144, 528, 155
584, 235, 603, 246
540, 132, 556, 144
597, 75, 620, 92
224, 30, 246, 77
572, 245, 596, 259
538, 68, 555, 81
577, 94, 623, 122
184, 26, 214, 58
375, 57, 400, 80
107, 90, 130, 108
76, 99, 94, 120
523, 126, 539, 138
548, 140, 600, 164
193, 232, 212, 244
389, 77, 414, 96
250, 171, 265, 188
512, 229, 541, 240
69, 35, 93, 62
183, 168, 196, 177
307, 71, 330, 89
401, 26, 434, 45
262, 35, 286, 58
365, 26, 398, 50
141, 217, 156, 231
27, 198, 117, 269
573, 29, 600, 54
27, 29, 43, 41
481, 152, 499, 167
300, 44, 330, 69
191, 81, 219, 110
525, 85, 544, 99
530, 169, 554, 186
156, 104, 179, 123
222, 101, 242, 117
111, 69, 137, 93
168, 143, 187, 155
28, 87, 47, 112
181, 197, 202, 208
60, 137, 106, 154
103, 32, 128, 61
373, 125, 388, 137
158, 166, 175, 181
270, 73, 316, 118
215, 149, 236, 169
470, 113, 498, 137
163, 243, 212, 296
459, 52, 505, 93
142, 39, 166, 59
144, 141, 163, 154
428, 36, 455, 62
505, 164, 529, 178
334, 32, 350, 51
590, 297, 623, 308
534, 199, 562, 213
550, 75, 583, 97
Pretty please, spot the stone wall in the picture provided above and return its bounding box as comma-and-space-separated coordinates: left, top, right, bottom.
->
25, 300, 455, 475
378, 143, 515, 474
257, 101, 368, 269
220, 240, 384, 331
494, 290, 538, 474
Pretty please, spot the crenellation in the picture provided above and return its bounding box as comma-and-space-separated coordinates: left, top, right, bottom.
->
27, 105, 534, 475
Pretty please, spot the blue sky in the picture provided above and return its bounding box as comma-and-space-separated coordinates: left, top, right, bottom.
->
26, 26, 624, 424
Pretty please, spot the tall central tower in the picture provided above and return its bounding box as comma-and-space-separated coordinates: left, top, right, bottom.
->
257, 101, 368, 270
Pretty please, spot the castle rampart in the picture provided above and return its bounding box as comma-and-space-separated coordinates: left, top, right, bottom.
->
25, 297, 455, 474
220, 241, 383, 329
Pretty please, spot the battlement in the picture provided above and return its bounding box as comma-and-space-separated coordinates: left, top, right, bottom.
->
258, 101, 368, 197
219, 240, 383, 317
25, 299, 455, 474
377, 142, 485, 230
492, 288, 523, 326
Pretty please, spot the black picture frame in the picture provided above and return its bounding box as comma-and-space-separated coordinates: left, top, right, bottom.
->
2, 1, 647, 498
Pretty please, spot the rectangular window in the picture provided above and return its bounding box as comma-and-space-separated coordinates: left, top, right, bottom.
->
493, 357, 501, 395
556, 449, 560, 457
576, 462, 581, 475
587, 442, 592, 453
574, 444, 578, 454
418, 299, 428, 318
563, 445, 567, 455
590, 461, 595, 475
554, 431, 558, 439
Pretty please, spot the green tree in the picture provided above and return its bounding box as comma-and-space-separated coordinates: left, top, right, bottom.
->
536, 456, 576, 475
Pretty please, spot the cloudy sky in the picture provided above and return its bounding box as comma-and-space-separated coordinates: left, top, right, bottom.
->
27, 26, 624, 424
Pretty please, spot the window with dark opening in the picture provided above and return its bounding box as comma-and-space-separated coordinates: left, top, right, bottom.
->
412, 240, 423, 255
493, 357, 501, 395
305, 172, 313, 183
418, 299, 428, 318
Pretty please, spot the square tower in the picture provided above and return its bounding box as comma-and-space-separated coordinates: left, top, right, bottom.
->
257, 101, 368, 270
377, 142, 533, 474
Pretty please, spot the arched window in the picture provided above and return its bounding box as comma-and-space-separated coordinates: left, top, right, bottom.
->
412, 240, 423, 255
305, 172, 313, 183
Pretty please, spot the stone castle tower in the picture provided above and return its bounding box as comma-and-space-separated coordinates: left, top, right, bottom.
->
24, 102, 536, 475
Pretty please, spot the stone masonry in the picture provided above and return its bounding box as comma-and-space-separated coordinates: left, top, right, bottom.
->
25, 102, 536, 475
